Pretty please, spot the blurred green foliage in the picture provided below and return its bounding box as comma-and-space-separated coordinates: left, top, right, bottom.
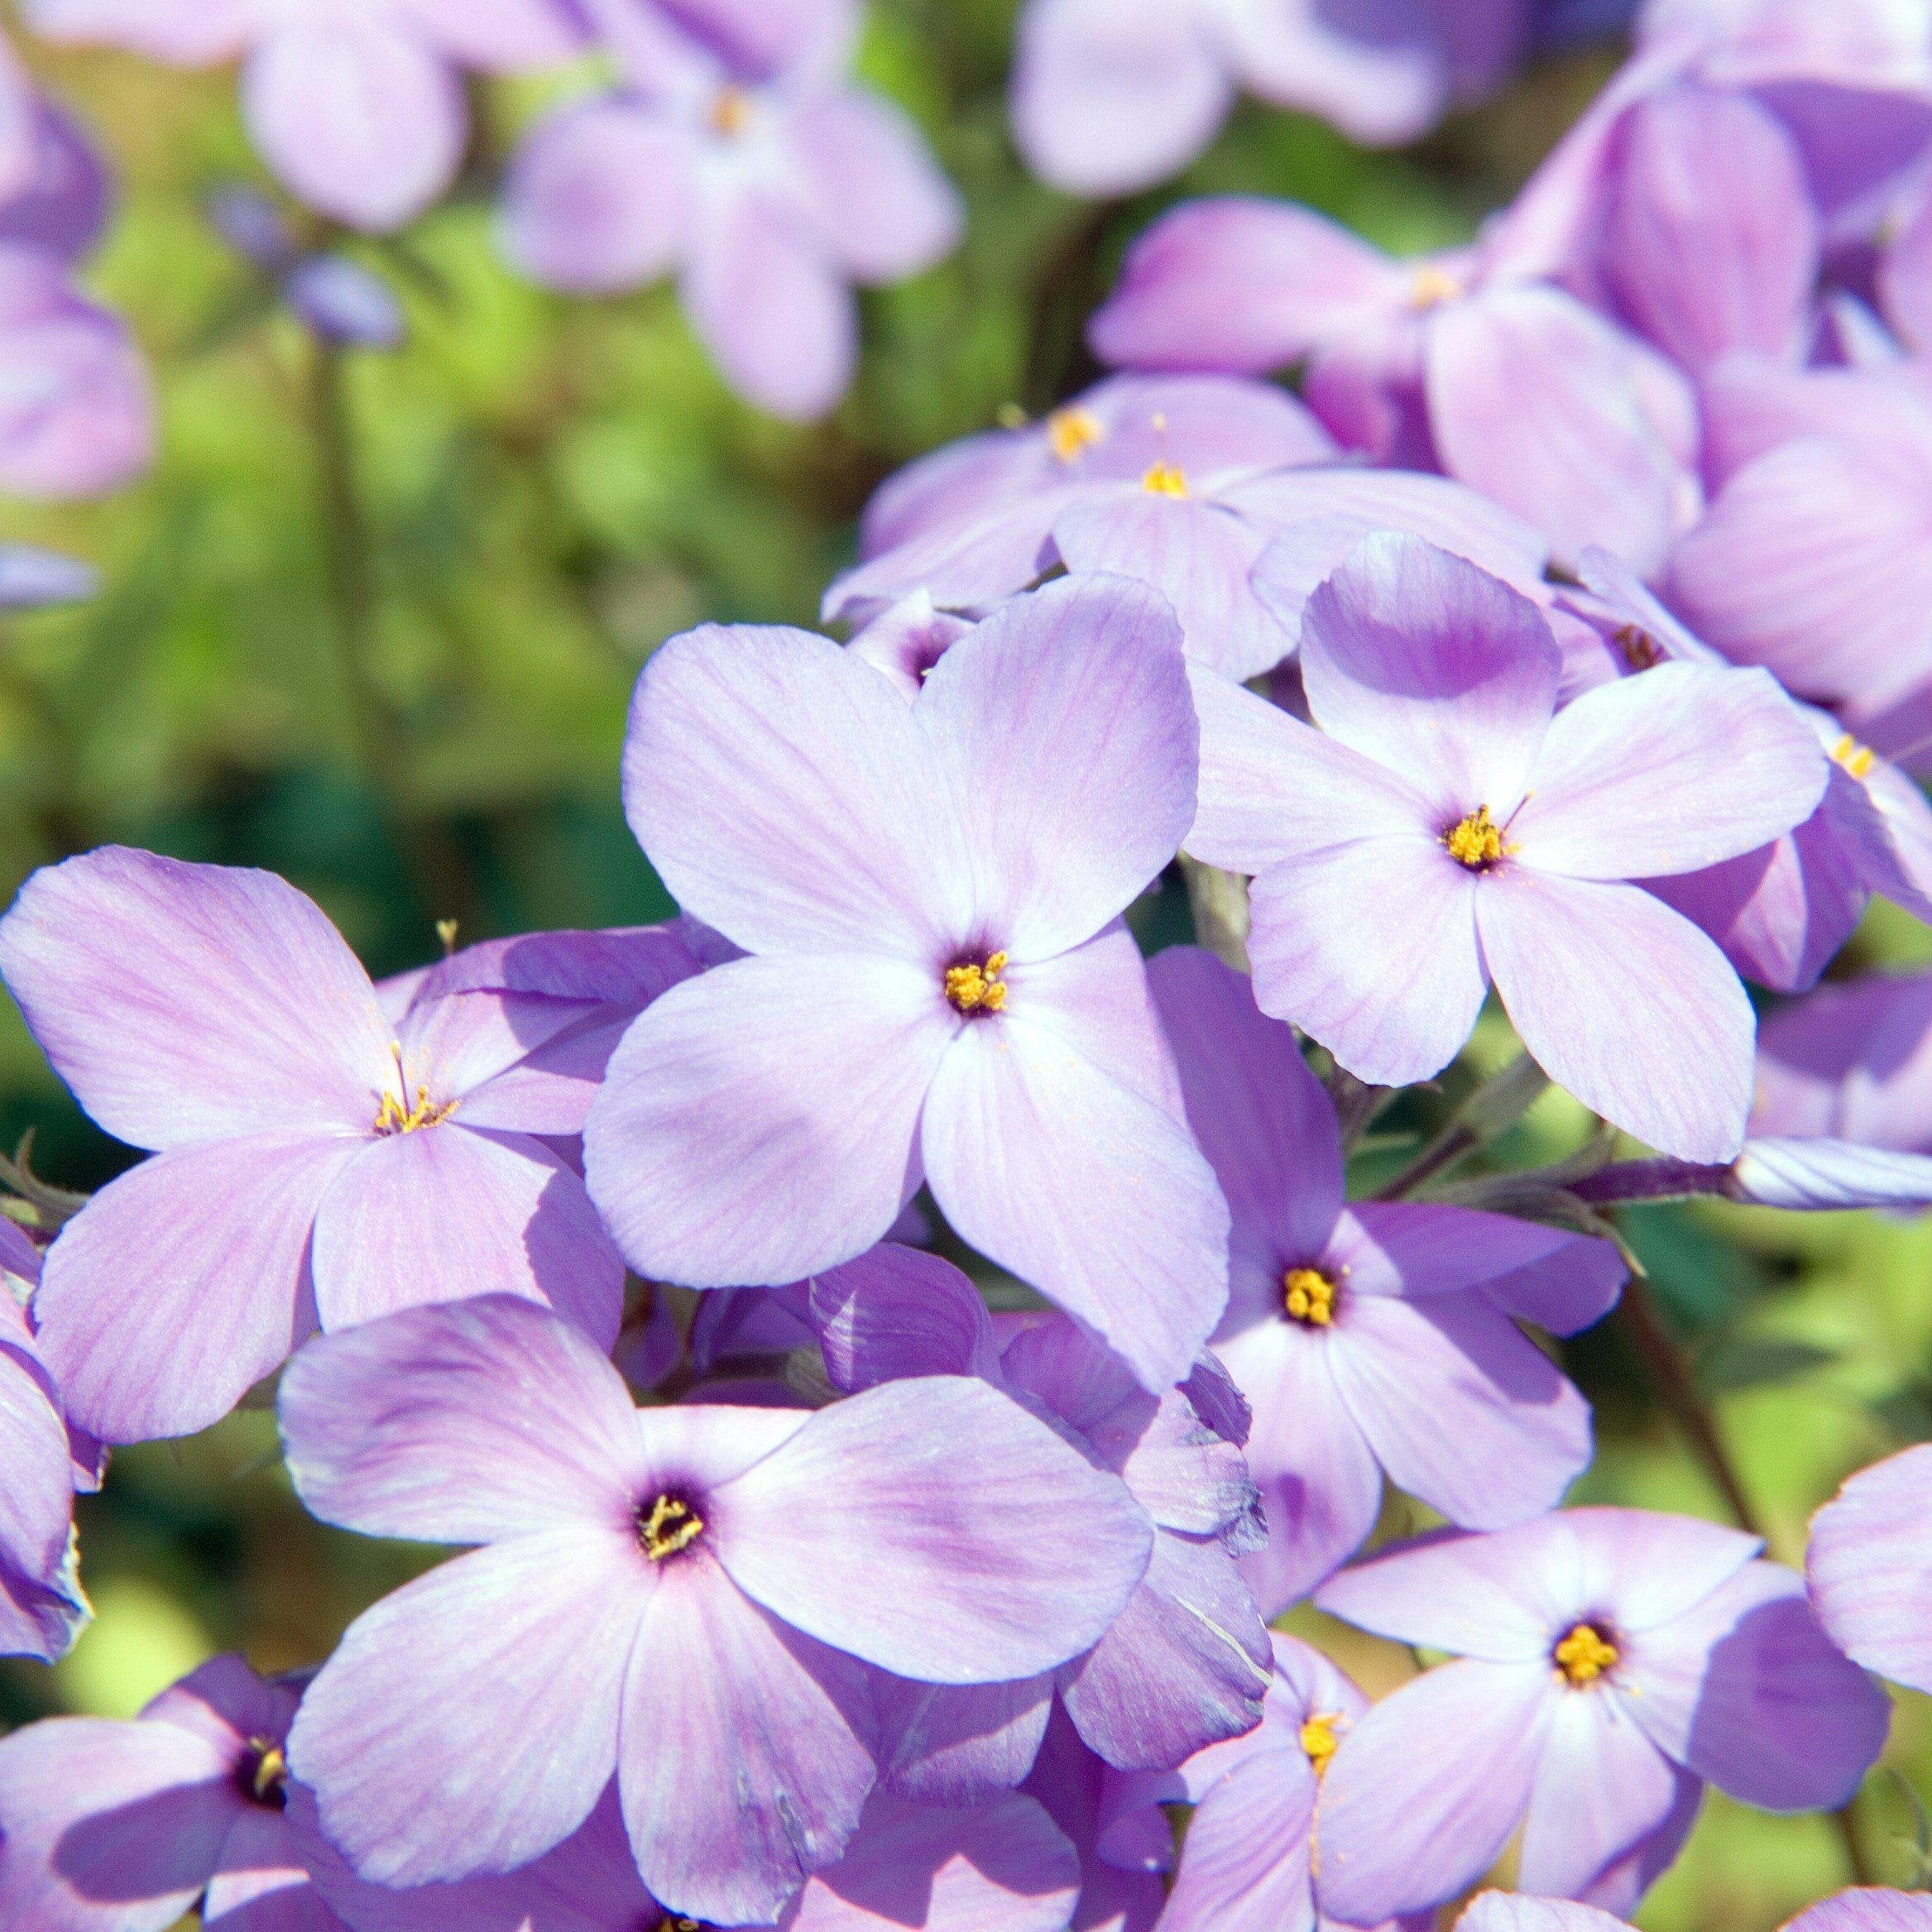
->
0, 6, 1924, 1925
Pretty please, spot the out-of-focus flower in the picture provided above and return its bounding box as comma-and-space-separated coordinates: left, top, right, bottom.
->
206, 185, 406, 348
1091, 202, 1702, 575
811, 1244, 1271, 1786
278, 1295, 1153, 1924
1809, 1442, 1932, 1696
1100, 1632, 1420, 1932
1185, 535, 1827, 1160
0, 544, 95, 607
585, 577, 1232, 1395
828, 372, 1549, 680
0, 50, 110, 264
1313, 1510, 1890, 1921
0, 850, 709, 1442
0, 1654, 343, 1930
1009, 0, 1573, 199
1151, 946, 1623, 1612
24, 0, 587, 231
500, 2, 958, 420
1783, 1895, 1932, 1932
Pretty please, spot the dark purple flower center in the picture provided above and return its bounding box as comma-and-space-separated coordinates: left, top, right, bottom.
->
1552, 1620, 1619, 1687
640, 1491, 706, 1563
241, 1737, 289, 1810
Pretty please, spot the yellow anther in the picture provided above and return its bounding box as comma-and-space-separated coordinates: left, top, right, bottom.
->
945, 951, 1009, 1015
1411, 264, 1463, 310
1283, 1267, 1337, 1327
436, 917, 460, 956
1445, 805, 1511, 870
1047, 405, 1103, 463
640, 1494, 706, 1563
710, 86, 753, 137
250, 1740, 288, 1804
1301, 1712, 1341, 1775
1832, 732, 1877, 780
1141, 461, 1189, 497
1553, 1622, 1619, 1686
372, 1086, 457, 1135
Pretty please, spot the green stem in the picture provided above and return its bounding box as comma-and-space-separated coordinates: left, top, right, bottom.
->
1376, 1052, 1548, 1200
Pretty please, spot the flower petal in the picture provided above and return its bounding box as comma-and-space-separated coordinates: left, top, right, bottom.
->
289, 1532, 644, 1888
310, 1127, 622, 1345
921, 1014, 1230, 1394
583, 955, 950, 1289
279, 1297, 646, 1546
713, 1376, 1154, 1682
1809, 1443, 1932, 1693
1158, 1743, 1315, 1932
1513, 664, 1827, 880
36, 1133, 357, 1445
621, 621, 969, 960
1478, 869, 1756, 1162
915, 573, 1197, 960
872, 1674, 1054, 1804
0, 847, 392, 1150
1315, 1659, 1556, 1924
620, 1560, 875, 1925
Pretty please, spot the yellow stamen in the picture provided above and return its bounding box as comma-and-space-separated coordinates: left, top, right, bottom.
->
1283, 1267, 1336, 1327
1411, 264, 1463, 310
640, 1493, 705, 1563
710, 86, 753, 137
1553, 1622, 1619, 1686
1141, 461, 1189, 496
945, 951, 1009, 1015
1047, 405, 1103, 463
372, 1086, 458, 1135
1444, 805, 1511, 870
1832, 732, 1877, 780
436, 917, 460, 956
1301, 1712, 1341, 1775
250, 1740, 288, 1804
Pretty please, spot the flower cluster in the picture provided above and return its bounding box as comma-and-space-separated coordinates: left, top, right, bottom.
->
6, 0, 1932, 1930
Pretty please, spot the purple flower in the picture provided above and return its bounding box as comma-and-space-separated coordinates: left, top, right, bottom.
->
26, 0, 585, 231
847, 590, 976, 699
1151, 945, 1624, 1612
809, 1242, 1271, 1785
0, 63, 111, 265
1783, 1896, 1932, 1932
1184, 535, 1828, 1160
1810, 1442, 1932, 1697
1100, 1632, 1419, 1932
0, 247, 152, 500
301, 1776, 1081, 1932
828, 372, 1546, 682
499, 6, 959, 420
584, 577, 1232, 1393
1021, 1708, 1163, 1932
0, 544, 96, 608
207, 185, 406, 348
1312, 1509, 1890, 1921
0, 1652, 343, 1930
1090, 204, 1701, 575
277, 1294, 1154, 1923
0, 850, 701, 1442
1009, 0, 1538, 197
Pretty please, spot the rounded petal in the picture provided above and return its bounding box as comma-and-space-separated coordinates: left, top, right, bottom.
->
279, 1296, 647, 1546
714, 1376, 1155, 1682
499, 99, 688, 294
1809, 1444, 1932, 1692
289, 1532, 644, 1888
36, 1134, 358, 1445
310, 1127, 622, 1345
1247, 836, 1487, 1089
915, 573, 1198, 960
0, 846, 392, 1149
1315, 1659, 1556, 1925
20, 0, 252, 62
582, 955, 950, 1289
621, 621, 969, 960
620, 1561, 875, 1925
1158, 1744, 1314, 1932
921, 1014, 1230, 1395
786, 87, 961, 284
809, 1243, 1000, 1392
1009, 0, 1230, 198
1786, 1895, 1932, 1932
0, 1340, 85, 1661
1479, 869, 1756, 1162
242, 19, 465, 232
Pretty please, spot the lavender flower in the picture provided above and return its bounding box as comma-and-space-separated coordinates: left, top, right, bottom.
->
0, 851, 708, 1441
206, 185, 405, 349
1152, 946, 1624, 1611
501, 2, 959, 420
584, 576, 1232, 1393
1810, 1442, 1932, 1697
1313, 1509, 1890, 1920
278, 1294, 1154, 1923
1021, 1708, 1163, 1932
0, 1653, 339, 1930
1784, 1894, 1932, 1932
25, 0, 585, 232
0, 544, 96, 609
